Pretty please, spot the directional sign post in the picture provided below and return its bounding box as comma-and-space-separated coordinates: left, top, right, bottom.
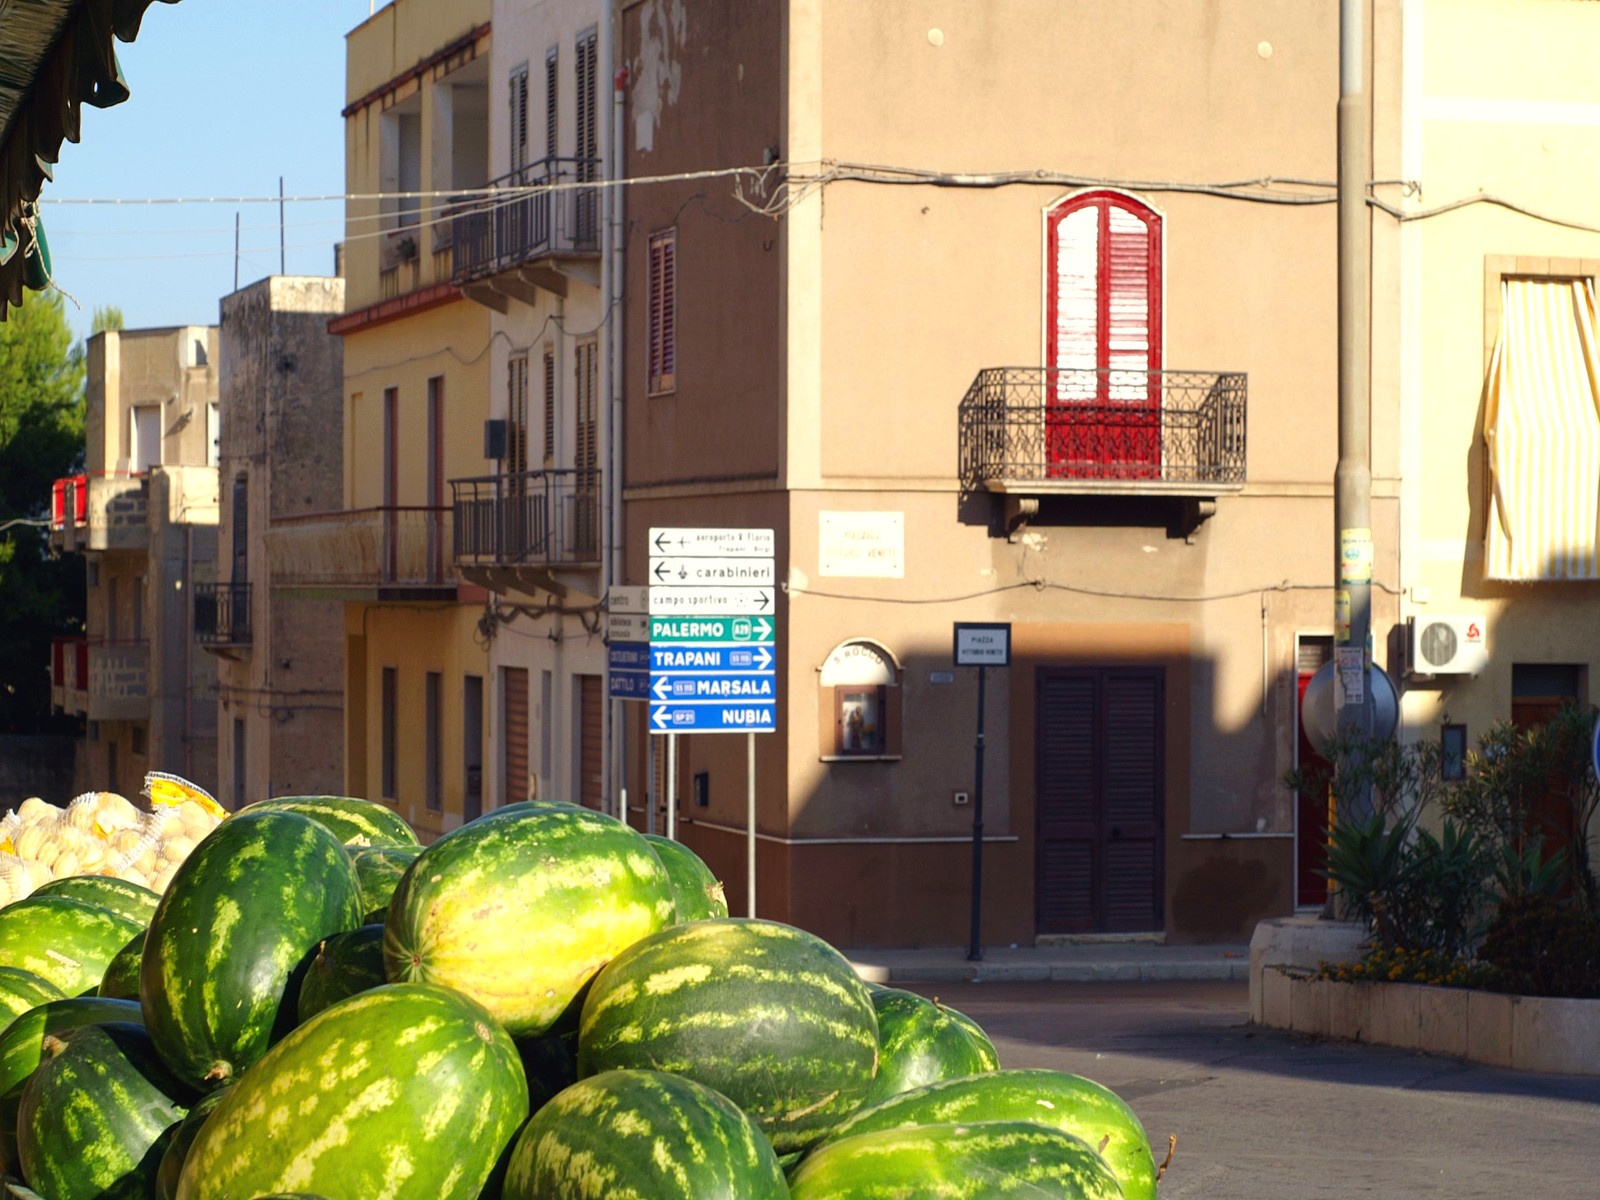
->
650, 528, 777, 918
954, 622, 1011, 963
607, 587, 651, 702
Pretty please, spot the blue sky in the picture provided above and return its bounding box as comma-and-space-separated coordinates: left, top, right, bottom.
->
40, 0, 375, 342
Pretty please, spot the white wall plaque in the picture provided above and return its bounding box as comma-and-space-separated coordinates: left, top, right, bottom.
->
819, 511, 904, 578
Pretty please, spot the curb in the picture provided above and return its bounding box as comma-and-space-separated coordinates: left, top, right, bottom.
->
849, 959, 1251, 985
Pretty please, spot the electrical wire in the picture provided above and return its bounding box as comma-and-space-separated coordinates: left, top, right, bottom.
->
784, 574, 1403, 607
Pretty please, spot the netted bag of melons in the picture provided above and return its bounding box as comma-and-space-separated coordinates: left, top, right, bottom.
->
103, 824, 166, 891
0, 851, 48, 908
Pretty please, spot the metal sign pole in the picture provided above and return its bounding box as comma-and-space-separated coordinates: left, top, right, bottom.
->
747, 731, 757, 917
666, 733, 677, 841
967, 664, 988, 962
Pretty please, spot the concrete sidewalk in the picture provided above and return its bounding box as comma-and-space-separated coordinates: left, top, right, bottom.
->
846, 940, 1252, 985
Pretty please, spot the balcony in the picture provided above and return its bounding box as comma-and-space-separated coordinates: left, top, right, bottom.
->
87, 639, 148, 722
265, 507, 456, 601
50, 635, 88, 717
449, 158, 602, 309
193, 582, 252, 651
450, 469, 602, 600
958, 368, 1246, 528
49, 472, 148, 553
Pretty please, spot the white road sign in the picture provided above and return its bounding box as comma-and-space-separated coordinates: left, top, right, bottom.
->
649, 527, 775, 558
649, 586, 775, 616
651, 557, 774, 587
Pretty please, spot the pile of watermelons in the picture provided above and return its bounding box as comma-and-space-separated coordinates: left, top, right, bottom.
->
0, 794, 1166, 1199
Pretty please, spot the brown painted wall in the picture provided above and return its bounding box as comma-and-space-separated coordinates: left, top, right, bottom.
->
622, 0, 784, 488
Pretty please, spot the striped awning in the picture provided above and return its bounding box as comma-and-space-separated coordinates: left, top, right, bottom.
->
1483, 277, 1600, 581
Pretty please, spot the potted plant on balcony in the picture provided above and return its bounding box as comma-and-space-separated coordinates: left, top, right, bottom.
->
395, 234, 418, 262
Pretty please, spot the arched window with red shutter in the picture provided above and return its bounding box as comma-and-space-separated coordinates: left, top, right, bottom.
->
1045, 190, 1163, 479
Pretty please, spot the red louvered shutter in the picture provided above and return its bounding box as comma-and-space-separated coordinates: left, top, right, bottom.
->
648, 230, 677, 394
1046, 191, 1162, 479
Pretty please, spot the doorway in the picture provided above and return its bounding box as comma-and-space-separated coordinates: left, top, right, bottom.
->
1035, 666, 1165, 934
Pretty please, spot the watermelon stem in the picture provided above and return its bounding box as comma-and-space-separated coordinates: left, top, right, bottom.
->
39, 1034, 67, 1058
1157, 1133, 1178, 1181
203, 1062, 233, 1084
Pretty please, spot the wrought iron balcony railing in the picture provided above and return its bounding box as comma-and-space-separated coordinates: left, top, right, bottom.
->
193, 582, 251, 646
451, 469, 602, 569
958, 367, 1247, 493
449, 158, 602, 284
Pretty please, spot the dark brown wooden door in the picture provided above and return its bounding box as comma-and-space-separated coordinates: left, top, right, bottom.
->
1036, 667, 1165, 934
502, 667, 529, 808
578, 674, 603, 810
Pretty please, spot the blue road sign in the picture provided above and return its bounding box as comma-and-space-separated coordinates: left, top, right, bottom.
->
649, 701, 777, 732
609, 641, 651, 701
609, 670, 651, 700
608, 642, 650, 671
650, 672, 776, 702
650, 643, 775, 672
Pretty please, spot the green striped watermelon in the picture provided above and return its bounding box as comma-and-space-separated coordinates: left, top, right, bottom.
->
644, 835, 729, 922
503, 1068, 788, 1200
788, 1119, 1124, 1199
0, 968, 64, 1026
0, 995, 144, 1176
822, 1068, 1156, 1200
384, 805, 675, 1038
0, 896, 142, 995
97, 932, 145, 1000
0, 995, 144, 1100
295, 926, 385, 1024
860, 988, 998, 1107
32, 876, 161, 926
140, 810, 364, 1088
17, 1021, 191, 1200
154, 1087, 229, 1200
174, 983, 527, 1200
244, 796, 419, 847
577, 918, 879, 1155
348, 845, 421, 924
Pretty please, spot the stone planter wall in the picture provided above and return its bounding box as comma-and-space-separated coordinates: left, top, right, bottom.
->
1255, 966, 1600, 1075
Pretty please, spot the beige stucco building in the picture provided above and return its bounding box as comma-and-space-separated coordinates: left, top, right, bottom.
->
204, 276, 347, 808
330, 0, 496, 839
51, 326, 220, 797
597, 0, 1600, 948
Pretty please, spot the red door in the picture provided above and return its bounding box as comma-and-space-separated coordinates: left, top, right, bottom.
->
1046, 191, 1162, 479
1295, 671, 1332, 908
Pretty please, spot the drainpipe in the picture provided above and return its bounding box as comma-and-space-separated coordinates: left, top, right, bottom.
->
1334, 0, 1375, 823
606, 34, 629, 822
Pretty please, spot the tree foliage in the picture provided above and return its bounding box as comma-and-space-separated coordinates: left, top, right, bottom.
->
0, 290, 86, 733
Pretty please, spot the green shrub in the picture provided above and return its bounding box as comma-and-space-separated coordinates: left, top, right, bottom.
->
1477, 894, 1600, 999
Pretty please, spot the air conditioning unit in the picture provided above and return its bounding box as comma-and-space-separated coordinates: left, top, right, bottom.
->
1408, 614, 1488, 676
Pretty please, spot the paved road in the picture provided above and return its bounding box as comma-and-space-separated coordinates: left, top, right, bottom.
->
900, 980, 1600, 1199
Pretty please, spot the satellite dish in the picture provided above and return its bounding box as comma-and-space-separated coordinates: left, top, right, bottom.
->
1301, 660, 1399, 749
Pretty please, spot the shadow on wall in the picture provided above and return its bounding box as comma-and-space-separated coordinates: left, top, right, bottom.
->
664, 635, 1296, 949
0, 735, 79, 806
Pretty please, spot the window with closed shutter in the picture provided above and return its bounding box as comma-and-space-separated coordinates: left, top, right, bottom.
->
542, 349, 556, 467
509, 65, 529, 176
1045, 190, 1162, 478
507, 353, 529, 475
574, 30, 598, 245
648, 229, 677, 395
545, 49, 558, 158
573, 341, 599, 557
